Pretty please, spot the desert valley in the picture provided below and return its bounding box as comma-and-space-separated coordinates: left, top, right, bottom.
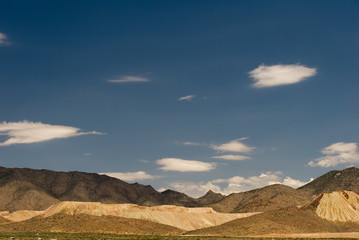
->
1, 166, 359, 238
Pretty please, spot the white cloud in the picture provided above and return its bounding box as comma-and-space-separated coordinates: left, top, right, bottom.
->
156, 158, 216, 172
212, 155, 250, 161
308, 142, 359, 167
100, 171, 160, 182
0, 33, 9, 46
282, 176, 311, 189
108, 76, 150, 83
211, 138, 254, 153
178, 95, 196, 101
83, 152, 92, 156
0, 121, 103, 146
166, 171, 311, 197
249, 64, 317, 88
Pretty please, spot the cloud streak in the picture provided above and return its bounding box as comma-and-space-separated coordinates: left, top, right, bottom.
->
167, 171, 311, 197
181, 141, 206, 146
0, 121, 103, 146
250, 64, 316, 88
308, 142, 359, 167
212, 154, 250, 161
156, 158, 216, 172
0, 33, 9, 46
108, 76, 150, 83
211, 138, 254, 153
178, 95, 196, 101
100, 171, 160, 182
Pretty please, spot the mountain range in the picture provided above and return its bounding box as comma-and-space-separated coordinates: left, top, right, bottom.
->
2, 166, 359, 212
2, 165, 359, 236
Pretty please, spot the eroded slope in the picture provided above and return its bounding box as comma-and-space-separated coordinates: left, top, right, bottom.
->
305, 190, 359, 222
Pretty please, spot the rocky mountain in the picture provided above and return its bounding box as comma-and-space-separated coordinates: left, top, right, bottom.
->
209, 184, 311, 213
160, 190, 202, 207
298, 167, 359, 196
0, 166, 203, 211
209, 167, 359, 214
3, 165, 359, 215
197, 190, 225, 205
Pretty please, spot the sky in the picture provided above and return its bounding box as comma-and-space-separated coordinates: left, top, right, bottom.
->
0, 0, 358, 197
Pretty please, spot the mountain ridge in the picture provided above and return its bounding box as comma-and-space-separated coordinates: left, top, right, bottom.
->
2, 165, 359, 214
0, 166, 202, 211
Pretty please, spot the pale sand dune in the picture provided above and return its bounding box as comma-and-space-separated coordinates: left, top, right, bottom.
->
2, 201, 259, 230
313, 191, 359, 222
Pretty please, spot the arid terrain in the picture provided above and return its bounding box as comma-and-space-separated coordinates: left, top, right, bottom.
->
1, 166, 359, 237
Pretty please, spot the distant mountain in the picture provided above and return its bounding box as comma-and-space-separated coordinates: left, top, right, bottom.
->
210, 167, 359, 214
209, 184, 311, 213
3, 165, 359, 214
159, 190, 202, 207
0, 166, 202, 211
298, 167, 359, 196
197, 190, 225, 205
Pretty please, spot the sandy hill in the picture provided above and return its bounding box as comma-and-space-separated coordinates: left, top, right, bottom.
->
189, 205, 359, 236
299, 167, 359, 196
304, 190, 359, 222
1, 201, 258, 231
1, 213, 183, 235
210, 184, 311, 213
0, 166, 206, 211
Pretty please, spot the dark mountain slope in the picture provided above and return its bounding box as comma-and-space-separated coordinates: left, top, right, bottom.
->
0, 166, 201, 211
160, 190, 202, 207
298, 167, 359, 196
197, 190, 225, 205
210, 184, 311, 213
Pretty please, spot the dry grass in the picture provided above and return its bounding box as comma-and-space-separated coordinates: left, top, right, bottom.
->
0, 213, 184, 235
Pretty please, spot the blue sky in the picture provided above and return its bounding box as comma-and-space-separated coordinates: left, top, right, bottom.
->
0, 0, 358, 197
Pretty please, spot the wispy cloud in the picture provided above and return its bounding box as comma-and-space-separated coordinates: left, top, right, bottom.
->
0, 121, 103, 146
211, 138, 254, 153
166, 171, 311, 197
0, 33, 10, 46
308, 142, 359, 167
212, 154, 250, 161
156, 158, 216, 172
250, 64, 317, 88
107, 76, 150, 83
181, 141, 206, 146
178, 95, 196, 101
100, 171, 160, 182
